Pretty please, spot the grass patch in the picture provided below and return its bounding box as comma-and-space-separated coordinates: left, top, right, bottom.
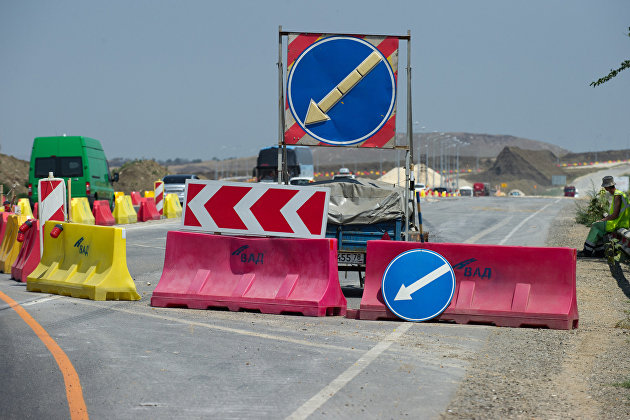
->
613, 379, 630, 389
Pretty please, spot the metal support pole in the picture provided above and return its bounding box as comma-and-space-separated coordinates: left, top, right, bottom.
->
406, 29, 416, 237
277, 26, 285, 184
456, 144, 460, 190
424, 143, 429, 188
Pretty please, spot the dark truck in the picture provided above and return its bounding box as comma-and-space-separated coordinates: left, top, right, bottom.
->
473, 182, 490, 196
316, 178, 415, 286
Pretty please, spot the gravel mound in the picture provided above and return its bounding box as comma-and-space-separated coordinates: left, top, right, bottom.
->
114, 159, 169, 195
441, 202, 630, 419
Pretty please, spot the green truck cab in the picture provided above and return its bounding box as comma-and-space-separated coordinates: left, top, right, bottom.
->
28, 136, 119, 209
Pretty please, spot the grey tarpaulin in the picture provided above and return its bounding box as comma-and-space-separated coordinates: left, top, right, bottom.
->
313, 178, 411, 225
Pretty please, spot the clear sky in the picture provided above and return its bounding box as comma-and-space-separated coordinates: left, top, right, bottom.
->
1, 0, 628, 161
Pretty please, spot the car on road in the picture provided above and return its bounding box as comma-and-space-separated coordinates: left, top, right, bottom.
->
163, 174, 199, 203
459, 186, 473, 196
333, 167, 356, 180
289, 177, 314, 185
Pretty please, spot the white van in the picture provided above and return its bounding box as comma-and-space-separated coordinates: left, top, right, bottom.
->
459, 186, 473, 197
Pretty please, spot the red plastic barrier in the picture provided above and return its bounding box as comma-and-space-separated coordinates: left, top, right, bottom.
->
350, 241, 578, 330
130, 191, 142, 205
151, 231, 346, 316
11, 219, 40, 282
33, 202, 39, 219
137, 197, 161, 222
93, 200, 115, 226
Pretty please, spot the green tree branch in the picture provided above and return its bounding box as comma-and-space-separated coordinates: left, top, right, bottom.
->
590, 26, 630, 87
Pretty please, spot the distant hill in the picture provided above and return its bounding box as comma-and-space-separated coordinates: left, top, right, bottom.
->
167, 132, 569, 178
466, 146, 569, 195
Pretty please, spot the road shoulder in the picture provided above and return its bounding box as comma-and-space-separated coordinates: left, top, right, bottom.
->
441, 200, 630, 419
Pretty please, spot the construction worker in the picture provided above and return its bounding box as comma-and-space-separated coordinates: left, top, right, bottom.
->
577, 176, 630, 257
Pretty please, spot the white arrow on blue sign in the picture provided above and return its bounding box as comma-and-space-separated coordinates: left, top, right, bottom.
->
287, 36, 396, 146
381, 249, 456, 322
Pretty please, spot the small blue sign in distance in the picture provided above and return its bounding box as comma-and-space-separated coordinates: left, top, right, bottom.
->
287, 36, 396, 146
381, 249, 456, 322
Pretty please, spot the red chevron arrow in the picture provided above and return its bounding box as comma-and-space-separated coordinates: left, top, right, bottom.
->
296, 190, 327, 235
206, 185, 251, 229
250, 188, 298, 233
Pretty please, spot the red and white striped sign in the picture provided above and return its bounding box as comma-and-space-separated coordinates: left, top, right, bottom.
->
38, 177, 67, 257
154, 181, 164, 215
182, 180, 330, 239
38, 178, 66, 222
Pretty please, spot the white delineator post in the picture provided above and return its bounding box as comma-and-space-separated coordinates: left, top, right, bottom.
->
38, 173, 67, 257
154, 181, 164, 216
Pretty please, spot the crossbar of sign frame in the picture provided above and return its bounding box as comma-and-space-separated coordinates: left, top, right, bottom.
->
181, 180, 330, 239
284, 32, 400, 149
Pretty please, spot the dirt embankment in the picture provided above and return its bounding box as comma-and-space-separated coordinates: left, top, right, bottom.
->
0, 153, 29, 198
465, 146, 568, 195
0, 154, 171, 198
112, 160, 170, 195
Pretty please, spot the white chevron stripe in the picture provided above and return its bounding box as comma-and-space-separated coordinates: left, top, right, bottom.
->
234, 188, 265, 233
184, 184, 221, 231
281, 189, 313, 236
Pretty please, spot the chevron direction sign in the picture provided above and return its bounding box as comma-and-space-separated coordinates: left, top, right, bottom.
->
182, 180, 330, 239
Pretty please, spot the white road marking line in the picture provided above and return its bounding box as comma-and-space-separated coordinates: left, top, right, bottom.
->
21, 295, 63, 307
498, 199, 558, 245
123, 220, 180, 230
69, 299, 362, 353
462, 216, 513, 244
286, 323, 413, 420
128, 243, 166, 250
0, 295, 63, 309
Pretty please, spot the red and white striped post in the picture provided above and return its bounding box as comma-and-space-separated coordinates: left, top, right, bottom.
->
154, 180, 164, 216
38, 174, 67, 256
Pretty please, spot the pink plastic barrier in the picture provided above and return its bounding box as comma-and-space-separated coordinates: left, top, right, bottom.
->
93, 200, 115, 226
151, 231, 346, 316
11, 220, 40, 282
137, 198, 161, 222
130, 191, 142, 205
350, 240, 579, 330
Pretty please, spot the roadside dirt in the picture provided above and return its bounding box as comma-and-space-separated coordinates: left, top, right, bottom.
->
0, 153, 29, 198
110, 159, 169, 195
441, 201, 630, 419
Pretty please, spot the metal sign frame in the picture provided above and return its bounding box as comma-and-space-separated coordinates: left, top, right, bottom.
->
277, 27, 417, 240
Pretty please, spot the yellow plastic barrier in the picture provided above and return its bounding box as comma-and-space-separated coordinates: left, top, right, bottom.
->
27, 221, 140, 300
0, 214, 27, 272
114, 191, 125, 200
144, 191, 154, 198
112, 196, 137, 224
163, 193, 182, 219
17, 198, 33, 218
70, 197, 95, 224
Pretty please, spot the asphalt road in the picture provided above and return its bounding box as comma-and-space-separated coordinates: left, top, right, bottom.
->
0, 196, 573, 419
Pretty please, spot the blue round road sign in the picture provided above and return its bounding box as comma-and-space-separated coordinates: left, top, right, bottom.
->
381, 249, 456, 322
287, 36, 396, 146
